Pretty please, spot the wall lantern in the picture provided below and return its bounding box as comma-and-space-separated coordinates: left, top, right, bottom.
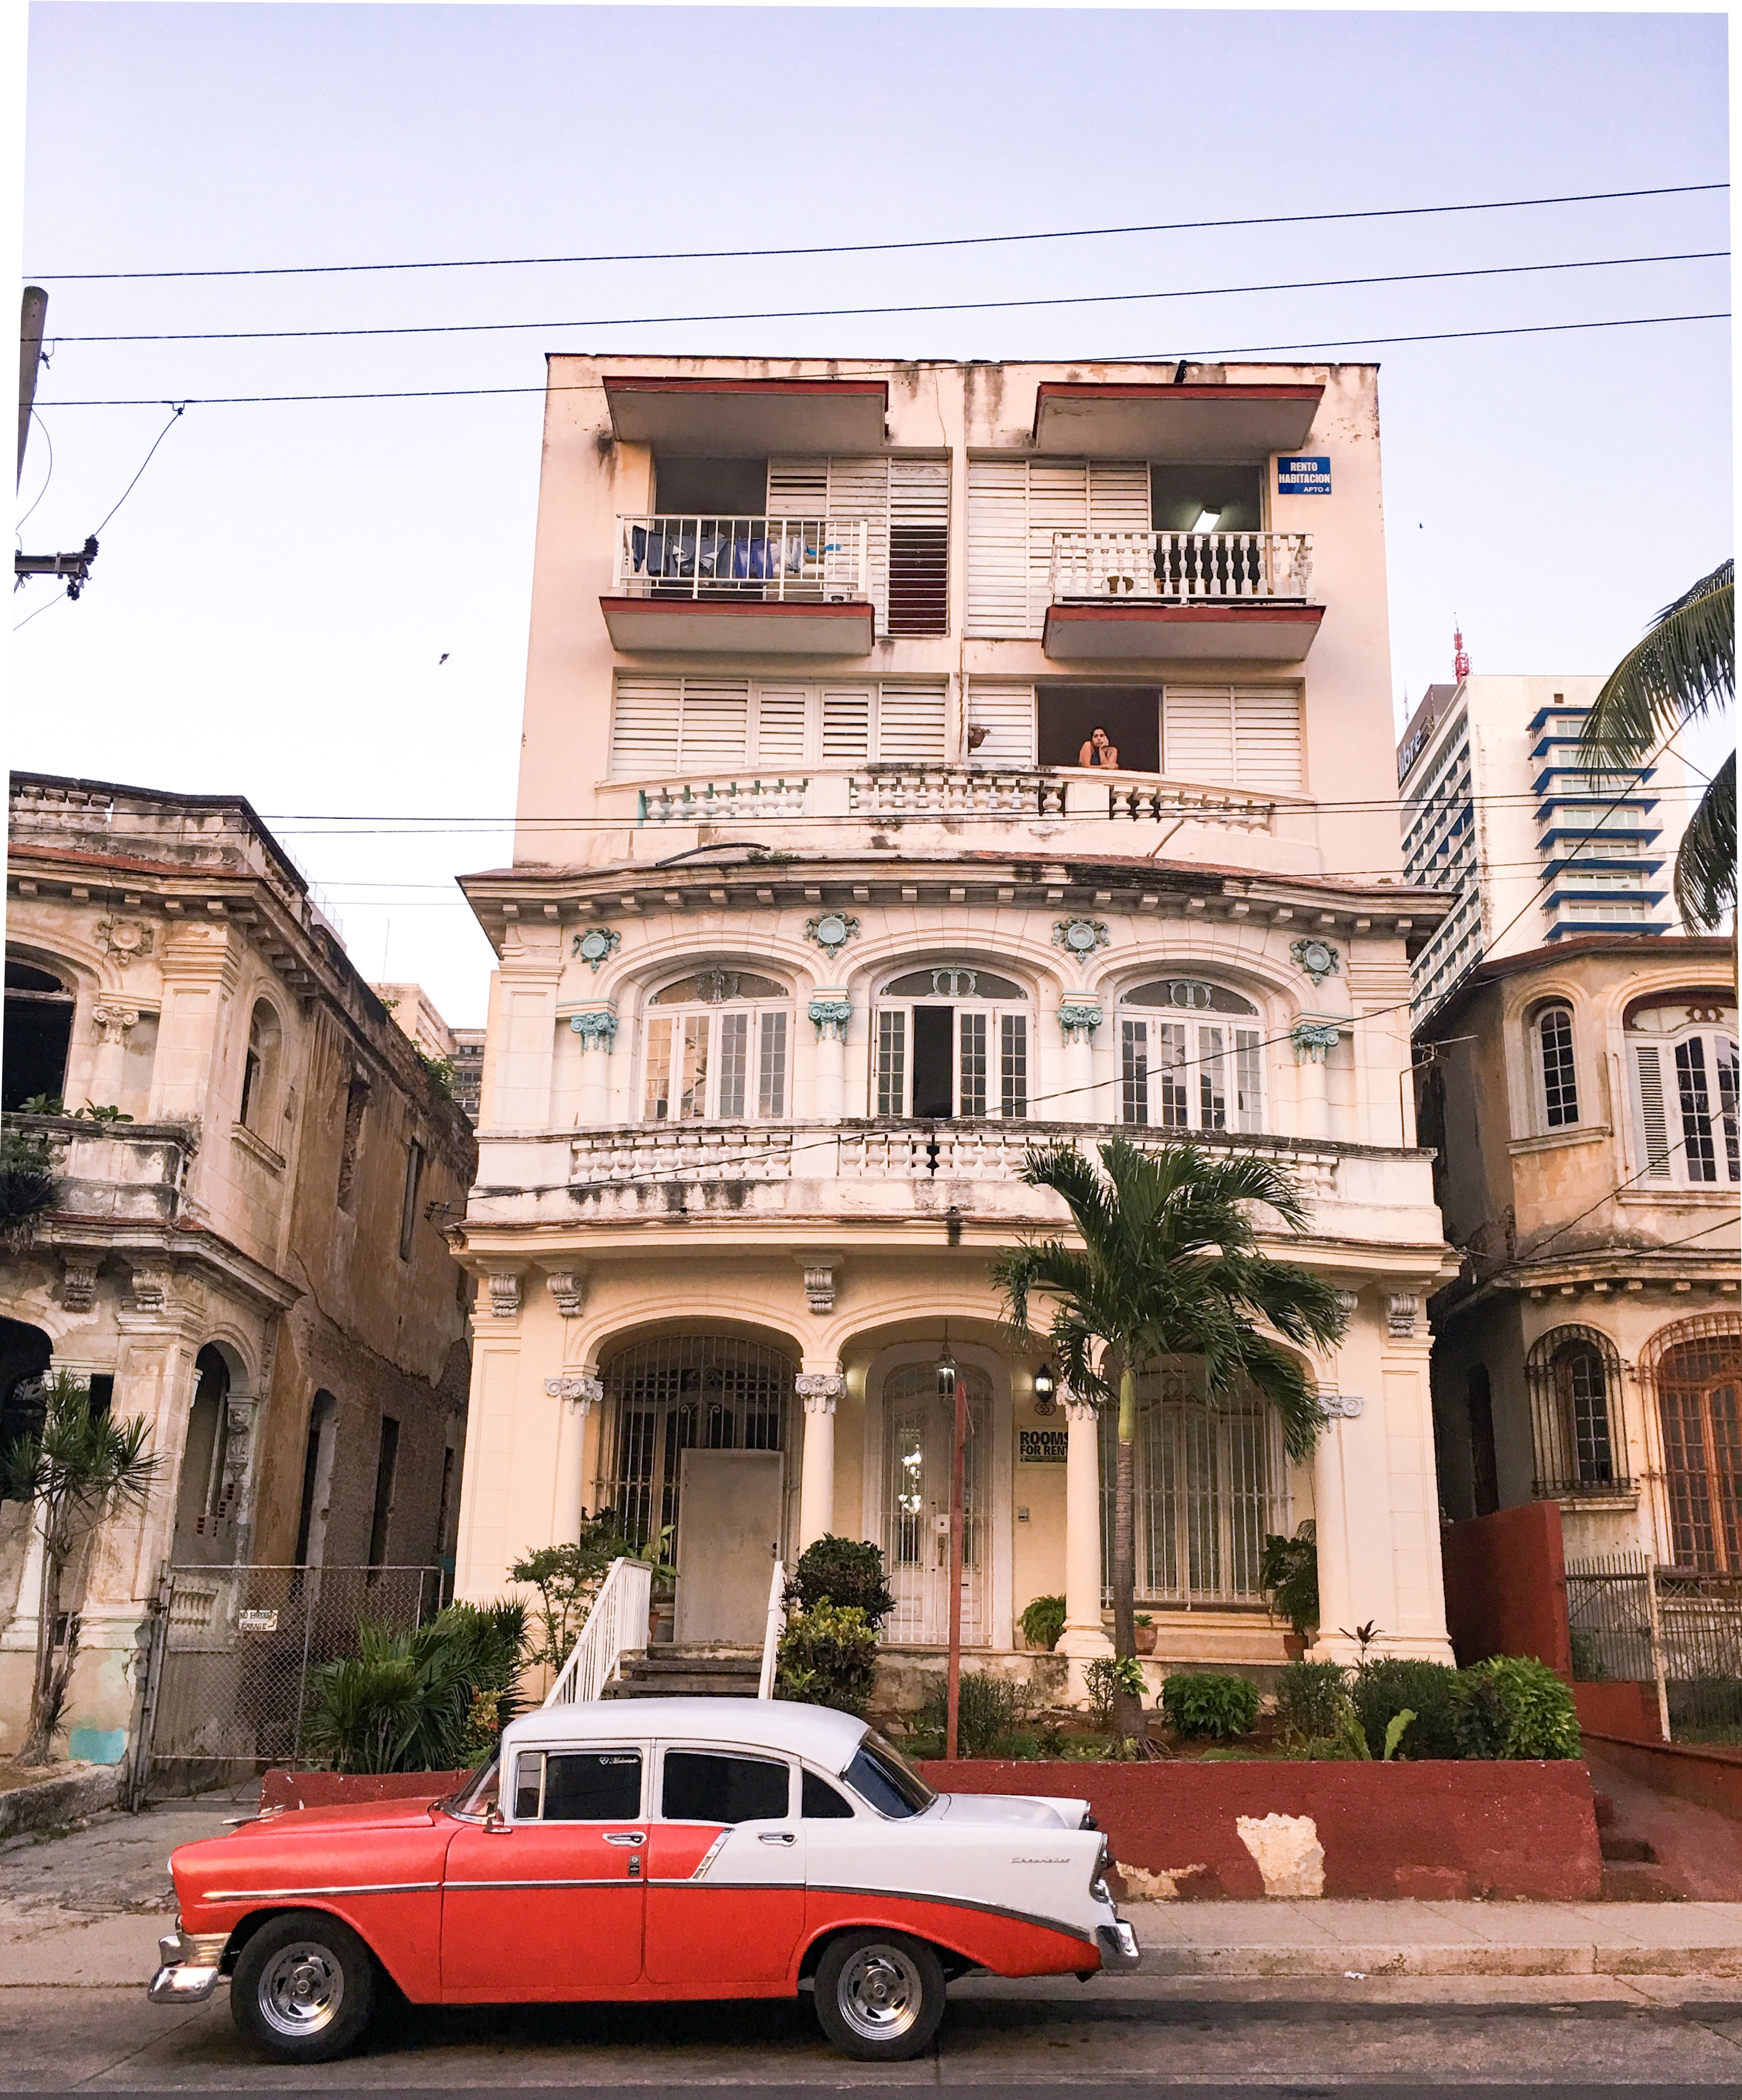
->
1032, 1363, 1057, 1416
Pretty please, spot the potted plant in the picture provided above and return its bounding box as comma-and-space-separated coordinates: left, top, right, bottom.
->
1134, 1612, 1157, 1656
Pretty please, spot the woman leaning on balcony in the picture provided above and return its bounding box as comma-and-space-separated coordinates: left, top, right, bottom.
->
1078, 726, 1120, 768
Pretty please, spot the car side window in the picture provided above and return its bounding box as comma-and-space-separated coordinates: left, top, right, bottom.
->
662, 1749, 789, 1824
801, 1768, 856, 1819
513, 1749, 642, 1821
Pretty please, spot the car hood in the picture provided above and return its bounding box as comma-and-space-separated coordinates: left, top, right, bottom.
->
929, 1791, 1091, 1829
220, 1799, 445, 1840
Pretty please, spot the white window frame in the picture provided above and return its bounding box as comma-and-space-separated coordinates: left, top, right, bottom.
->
640, 973, 793, 1126
871, 968, 1031, 1121
1626, 1002, 1739, 1188
1529, 1001, 1581, 1134
1116, 981, 1263, 1135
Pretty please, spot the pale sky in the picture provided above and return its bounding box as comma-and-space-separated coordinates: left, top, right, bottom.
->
11, 4, 1733, 1026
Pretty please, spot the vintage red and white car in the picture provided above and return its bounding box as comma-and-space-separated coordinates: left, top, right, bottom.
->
150, 1696, 1138, 2062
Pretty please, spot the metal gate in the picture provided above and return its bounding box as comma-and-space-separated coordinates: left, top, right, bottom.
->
134, 1563, 441, 1799
1566, 1552, 1742, 1744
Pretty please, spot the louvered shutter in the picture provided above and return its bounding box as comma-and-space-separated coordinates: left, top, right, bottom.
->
1026, 461, 1089, 637
1634, 1044, 1673, 1180
1233, 687, 1304, 792
968, 683, 1037, 767
1087, 460, 1152, 531
755, 683, 810, 766
875, 680, 949, 764
820, 685, 873, 763
677, 678, 751, 770
888, 459, 950, 636
1163, 688, 1236, 783
966, 461, 1030, 638
611, 674, 682, 778
825, 457, 891, 630
766, 460, 828, 516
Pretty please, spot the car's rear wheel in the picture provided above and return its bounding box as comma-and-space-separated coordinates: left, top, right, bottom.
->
813, 1929, 945, 2061
230, 1911, 376, 2064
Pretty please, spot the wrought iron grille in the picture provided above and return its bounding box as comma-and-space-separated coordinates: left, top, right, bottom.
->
1567, 1549, 1742, 1744
595, 1334, 795, 1553
1526, 1325, 1629, 1499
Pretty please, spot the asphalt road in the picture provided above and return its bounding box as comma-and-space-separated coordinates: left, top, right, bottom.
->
3, 1978, 1742, 2091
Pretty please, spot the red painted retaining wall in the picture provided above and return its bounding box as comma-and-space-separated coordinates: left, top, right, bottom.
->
260, 1769, 468, 1811
1441, 1500, 1572, 1674
1575, 1681, 1664, 1744
1582, 1733, 1742, 1823
918, 1758, 1602, 1901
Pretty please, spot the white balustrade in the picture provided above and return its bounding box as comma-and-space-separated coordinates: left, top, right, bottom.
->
757, 1559, 787, 1700
1105, 779, 1278, 832
614, 515, 869, 604
1049, 529, 1313, 604
637, 777, 810, 824
569, 1124, 798, 1184
543, 1555, 655, 1706
848, 769, 1066, 818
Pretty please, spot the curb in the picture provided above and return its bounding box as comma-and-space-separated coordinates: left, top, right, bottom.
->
0, 1765, 121, 1842
1136, 1943, 1742, 1979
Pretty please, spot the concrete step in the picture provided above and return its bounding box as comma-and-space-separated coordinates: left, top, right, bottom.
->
1600, 1860, 1686, 1902
602, 1646, 763, 1698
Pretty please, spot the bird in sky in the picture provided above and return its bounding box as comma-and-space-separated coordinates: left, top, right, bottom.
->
438, 652, 450, 665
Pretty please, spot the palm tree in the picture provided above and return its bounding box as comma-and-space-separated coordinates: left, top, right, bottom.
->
992, 1138, 1349, 1733
4, 1369, 159, 1765
1575, 558, 1735, 933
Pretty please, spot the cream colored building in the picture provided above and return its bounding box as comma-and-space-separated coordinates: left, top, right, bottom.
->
452, 356, 1459, 1690
1, 775, 476, 1764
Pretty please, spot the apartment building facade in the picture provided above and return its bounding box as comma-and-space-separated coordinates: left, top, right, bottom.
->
0, 776, 476, 1761
453, 357, 1458, 1686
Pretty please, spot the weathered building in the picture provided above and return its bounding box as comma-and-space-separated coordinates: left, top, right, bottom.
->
452, 356, 1459, 1691
0, 774, 477, 1762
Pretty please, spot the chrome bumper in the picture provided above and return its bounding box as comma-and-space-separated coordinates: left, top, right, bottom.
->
147, 1928, 227, 2006
1097, 1918, 1141, 1972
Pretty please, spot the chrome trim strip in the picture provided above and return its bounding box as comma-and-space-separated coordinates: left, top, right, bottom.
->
444, 1878, 634, 1891
689, 1832, 730, 1882
200, 1880, 440, 1901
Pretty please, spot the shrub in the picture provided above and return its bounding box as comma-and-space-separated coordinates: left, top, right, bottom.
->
786, 1536, 895, 1630
511, 1515, 641, 1679
1259, 1521, 1320, 1641
1275, 1659, 1350, 1743
0, 1127, 58, 1249
1019, 1594, 1067, 1652
776, 1600, 879, 1716
1161, 1671, 1260, 1740
1084, 1654, 1146, 1731
1457, 1656, 1582, 1760
302, 1602, 527, 1774
918, 1670, 1032, 1757
1352, 1656, 1464, 1760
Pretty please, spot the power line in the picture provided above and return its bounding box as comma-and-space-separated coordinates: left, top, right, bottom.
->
48, 251, 1729, 346
26, 180, 1729, 282
90, 403, 186, 536
32, 311, 1732, 408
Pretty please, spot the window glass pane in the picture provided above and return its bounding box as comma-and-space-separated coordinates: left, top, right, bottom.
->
1677, 1038, 1717, 1182
678, 1016, 708, 1120
1159, 1022, 1189, 1129
514, 1751, 542, 1820
662, 1750, 788, 1824
1198, 1025, 1227, 1131
1719, 1038, 1739, 1184
718, 1012, 748, 1120
1563, 1350, 1614, 1485
959, 1011, 987, 1118
877, 1010, 906, 1116
1234, 1027, 1263, 1134
645, 1017, 675, 1121
843, 1738, 934, 1818
542, 1749, 643, 1821
802, 1769, 856, 1819
1539, 1007, 1579, 1128
1001, 1014, 1028, 1119
758, 1011, 788, 1119
1121, 1018, 1149, 1126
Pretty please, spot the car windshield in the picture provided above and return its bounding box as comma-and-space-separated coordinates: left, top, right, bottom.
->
437, 1755, 500, 1819
842, 1731, 937, 1819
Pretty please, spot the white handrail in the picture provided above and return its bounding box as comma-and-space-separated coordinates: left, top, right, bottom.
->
543, 1555, 654, 1707
1049, 528, 1312, 603
614, 515, 869, 603
757, 1559, 787, 1700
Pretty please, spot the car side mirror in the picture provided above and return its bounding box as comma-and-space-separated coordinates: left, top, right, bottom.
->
483, 1804, 511, 1833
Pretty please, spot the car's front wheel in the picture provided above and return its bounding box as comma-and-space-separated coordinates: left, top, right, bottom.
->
813, 1929, 945, 2061
229, 1911, 376, 2064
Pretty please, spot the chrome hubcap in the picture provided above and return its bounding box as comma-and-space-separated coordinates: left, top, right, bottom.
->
258, 1942, 344, 2038
838, 1945, 923, 2041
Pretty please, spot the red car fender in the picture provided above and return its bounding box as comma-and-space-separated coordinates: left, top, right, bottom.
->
795, 1889, 1099, 1982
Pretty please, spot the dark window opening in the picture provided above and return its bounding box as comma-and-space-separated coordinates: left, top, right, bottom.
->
3, 959, 75, 1111
802, 1769, 856, 1819
88, 1374, 113, 1420
0, 1317, 54, 1496
912, 1007, 954, 1119
295, 1419, 323, 1565
238, 1049, 261, 1129
367, 1414, 400, 1573
1467, 1366, 1500, 1518
662, 1749, 788, 1824
337, 1077, 369, 1210
1151, 463, 1264, 535
516, 1748, 642, 1822
888, 523, 948, 635
1037, 686, 1161, 773
399, 1141, 425, 1262
436, 1445, 457, 1601
172, 1346, 237, 1566
653, 456, 769, 519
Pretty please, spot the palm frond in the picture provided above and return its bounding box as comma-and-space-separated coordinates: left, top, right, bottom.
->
1578, 559, 1734, 767
1673, 750, 1737, 932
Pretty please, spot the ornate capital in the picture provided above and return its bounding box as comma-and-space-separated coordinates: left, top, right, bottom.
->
544, 1269, 587, 1317
486, 1270, 522, 1320
808, 996, 852, 1043
1052, 917, 1110, 958
568, 1008, 618, 1049
1290, 936, 1341, 988
91, 1003, 141, 1045
802, 1263, 836, 1314
1384, 1291, 1420, 1339
1318, 1392, 1365, 1420
546, 1373, 602, 1412
1333, 1289, 1361, 1314
126, 1260, 173, 1315
60, 1253, 101, 1313
804, 911, 860, 960
795, 1370, 845, 1413
1058, 1001, 1103, 1046
1062, 1393, 1100, 1423
572, 927, 621, 973
1291, 1019, 1340, 1064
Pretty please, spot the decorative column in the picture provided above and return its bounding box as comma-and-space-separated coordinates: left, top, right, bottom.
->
545, 1373, 602, 1546
1057, 998, 1102, 1124
1291, 1020, 1338, 1142
1309, 1389, 1361, 1660
795, 1369, 844, 1551
1057, 1393, 1113, 1665
89, 1004, 140, 1107
808, 994, 851, 1120
568, 1008, 617, 1127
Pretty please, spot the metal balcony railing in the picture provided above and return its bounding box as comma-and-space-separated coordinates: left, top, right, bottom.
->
1049, 528, 1313, 603
613, 515, 870, 604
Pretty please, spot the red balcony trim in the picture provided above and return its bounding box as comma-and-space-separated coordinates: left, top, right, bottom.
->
603, 377, 888, 403
600, 596, 873, 622
1044, 602, 1324, 631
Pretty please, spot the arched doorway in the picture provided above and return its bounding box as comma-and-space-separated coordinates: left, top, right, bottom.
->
1648, 1317, 1742, 1571
878, 1360, 994, 1646
172, 1346, 241, 1567
0, 1318, 53, 1493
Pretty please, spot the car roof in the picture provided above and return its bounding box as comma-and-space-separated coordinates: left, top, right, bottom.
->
501, 1697, 869, 1768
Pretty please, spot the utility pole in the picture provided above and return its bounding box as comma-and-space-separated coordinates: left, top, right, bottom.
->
16, 286, 99, 602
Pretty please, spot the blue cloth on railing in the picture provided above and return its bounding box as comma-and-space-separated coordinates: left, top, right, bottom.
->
631, 526, 648, 573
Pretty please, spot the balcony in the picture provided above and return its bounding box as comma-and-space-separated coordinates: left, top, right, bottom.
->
9, 1114, 193, 1227
602, 515, 874, 654
1042, 531, 1322, 662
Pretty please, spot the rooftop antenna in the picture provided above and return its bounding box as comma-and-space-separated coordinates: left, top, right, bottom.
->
1453, 621, 1471, 683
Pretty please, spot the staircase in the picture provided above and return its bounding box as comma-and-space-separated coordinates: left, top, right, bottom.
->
603, 1645, 764, 1700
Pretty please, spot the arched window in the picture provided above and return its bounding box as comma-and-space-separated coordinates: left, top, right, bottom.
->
172, 1345, 238, 1567
873, 967, 1029, 1120
239, 999, 282, 1136
1098, 1359, 1287, 1604
3, 957, 75, 1111
1117, 978, 1262, 1134
1646, 1316, 1742, 1571
1625, 993, 1738, 1188
1526, 1327, 1626, 1499
641, 970, 791, 1123
1531, 1001, 1579, 1130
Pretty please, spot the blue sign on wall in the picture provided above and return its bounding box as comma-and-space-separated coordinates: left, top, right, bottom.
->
1278, 456, 1332, 494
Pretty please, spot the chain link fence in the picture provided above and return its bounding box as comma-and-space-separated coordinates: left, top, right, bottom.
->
1565, 1551, 1742, 1744
135, 1564, 441, 1799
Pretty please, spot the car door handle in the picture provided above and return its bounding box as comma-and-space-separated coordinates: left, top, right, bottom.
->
758, 1830, 797, 1845
603, 1831, 646, 1846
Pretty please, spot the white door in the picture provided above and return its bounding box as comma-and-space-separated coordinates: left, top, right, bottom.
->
674, 1449, 783, 1646
880, 1364, 990, 1647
